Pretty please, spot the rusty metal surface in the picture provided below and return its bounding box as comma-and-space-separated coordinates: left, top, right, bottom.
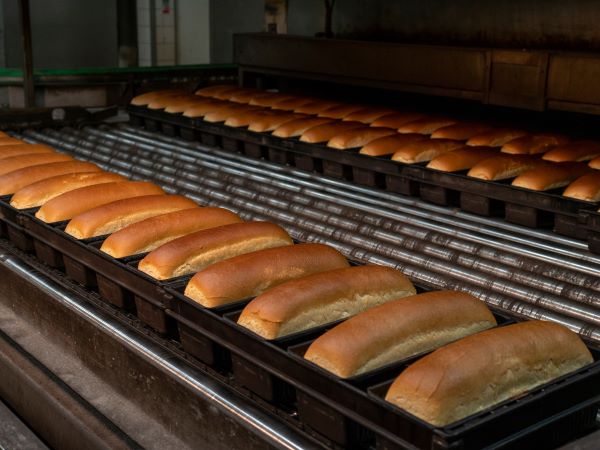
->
0, 400, 49, 450
0, 242, 320, 450
20, 125, 600, 345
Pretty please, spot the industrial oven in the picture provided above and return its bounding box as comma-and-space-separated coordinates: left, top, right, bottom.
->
2, 31, 600, 450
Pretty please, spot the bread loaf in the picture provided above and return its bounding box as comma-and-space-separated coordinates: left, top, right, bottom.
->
0, 131, 9, 138
467, 155, 547, 181
65, 195, 197, 239
213, 87, 253, 101
36, 181, 164, 223
427, 147, 499, 172
398, 117, 458, 135
343, 108, 397, 124
327, 127, 396, 150
0, 137, 25, 146
203, 104, 262, 123
224, 110, 279, 128
294, 100, 343, 115
0, 144, 55, 159
138, 221, 292, 280
359, 134, 427, 157
227, 88, 267, 103
300, 121, 365, 143
563, 173, 600, 201
542, 141, 600, 162
512, 162, 593, 191
164, 97, 209, 114
185, 243, 349, 307
384, 321, 593, 427
11, 171, 126, 209
270, 97, 317, 111
271, 117, 335, 138
238, 265, 415, 339
249, 92, 296, 107
589, 156, 600, 170
0, 153, 73, 177
195, 85, 239, 98
247, 113, 305, 132
182, 99, 231, 118
371, 113, 426, 129
148, 94, 192, 110
501, 134, 569, 155
101, 207, 242, 258
130, 90, 183, 106
0, 161, 101, 196
305, 291, 496, 378
391, 139, 464, 164
318, 104, 365, 119
431, 122, 493, 141
466, 129, 528, 147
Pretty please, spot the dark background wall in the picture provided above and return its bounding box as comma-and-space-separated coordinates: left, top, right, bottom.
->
3, 0, 118, 69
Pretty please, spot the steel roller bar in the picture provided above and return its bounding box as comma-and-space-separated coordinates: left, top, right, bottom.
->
20, 127, 600, 342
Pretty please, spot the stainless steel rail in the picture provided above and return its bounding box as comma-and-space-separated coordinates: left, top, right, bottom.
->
20, 126, 600, 343
0, 244, 319, 450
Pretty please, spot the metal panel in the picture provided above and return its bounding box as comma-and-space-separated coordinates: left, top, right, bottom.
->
235, 33, 488, 100
547, 53, 600, 114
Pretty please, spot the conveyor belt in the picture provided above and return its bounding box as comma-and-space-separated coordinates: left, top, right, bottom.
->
20, 124, 600, 344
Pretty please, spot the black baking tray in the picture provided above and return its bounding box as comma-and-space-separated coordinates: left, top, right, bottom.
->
165, 273, 600, 449
583, 210, 600, 255
0, 196, 34, 252
20, 212, 178, 336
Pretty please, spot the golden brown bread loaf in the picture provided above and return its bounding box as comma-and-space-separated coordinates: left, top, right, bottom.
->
384, 321, 593, 427
512, 162, 593, 191
327, 127, 397, 150
0, 161, 101, 196
318, 104, 365, 119
224, 110, 279, 128
164, 97, 209, 114
0, 153, 73, 176
270, 96, 317, 111
185, 243, 350, 307
65, 195, 197, 239
194, 85, 239, 97
11, 171, 126, 209
501, 134, 569, 155
36, 181, 164, 223
391, 139, 464, 164
130, 90, 184, 106
0, 144, 55, 159
213, 87, 253, 101
249, 92, 296, 107
227, 88, 267, 103
398, 117, 458, 135
590, 156, 600, 170
294, 100, 342, 115
371, 112, 426, 129
247, 113, 305, 132
271, 117, 335, 138
237, 265, 416, 339
147, 94, 193, 110
359, 134, 427, 157
138, 221, 293, 280
0, 131, 9, 138
300, 121, 365, 143
343, 108, 397, 124
542, 141, 600, 162
467, 155, 547, 181
466, 128, 528, 147
431, 122, 493, 141
203, 104, 263, 123
182, 99, 231, 118
304, 291, 496, 378
427, 147, 499, 172
101, 207, 242, 258
0, 137, 25, 146
563, 173, 600, 201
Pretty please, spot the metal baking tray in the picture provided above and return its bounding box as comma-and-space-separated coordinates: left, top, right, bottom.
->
0, 196, 34, 252
583, 210, 600, 255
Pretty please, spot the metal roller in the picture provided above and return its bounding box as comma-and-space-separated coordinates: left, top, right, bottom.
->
21, 127, 600, 342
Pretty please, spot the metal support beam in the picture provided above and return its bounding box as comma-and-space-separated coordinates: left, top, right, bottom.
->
18, 0, 35, 107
